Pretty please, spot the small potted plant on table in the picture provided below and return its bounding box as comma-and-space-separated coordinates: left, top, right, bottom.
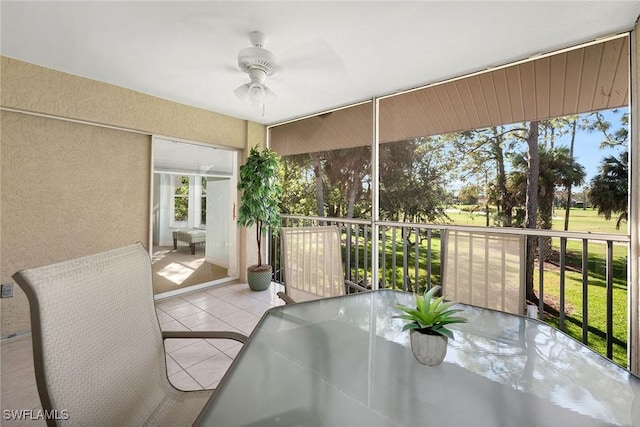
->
237, 145, 283, 291
393, 285, 467, 366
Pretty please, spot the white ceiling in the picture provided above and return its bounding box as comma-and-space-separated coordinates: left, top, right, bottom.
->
1, 1, 639, 126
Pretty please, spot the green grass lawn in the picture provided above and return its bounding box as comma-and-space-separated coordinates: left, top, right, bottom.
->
550, 207, 627, 234
538, 267, 628, 366
342, 211, 630, 366
447, 206, 627, 235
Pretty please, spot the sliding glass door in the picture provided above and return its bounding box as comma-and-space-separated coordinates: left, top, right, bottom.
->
151, 137, 237, 297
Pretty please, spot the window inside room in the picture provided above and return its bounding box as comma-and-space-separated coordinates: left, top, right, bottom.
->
172, 175, 189, 224
201, 177, 207, 226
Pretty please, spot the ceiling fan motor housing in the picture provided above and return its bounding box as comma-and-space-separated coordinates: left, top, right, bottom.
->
238, 46, 277, 76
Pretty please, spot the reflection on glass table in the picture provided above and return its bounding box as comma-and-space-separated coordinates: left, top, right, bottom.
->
196, 290, 640, 426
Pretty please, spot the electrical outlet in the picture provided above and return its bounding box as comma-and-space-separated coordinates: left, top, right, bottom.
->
1, 283, 14, 298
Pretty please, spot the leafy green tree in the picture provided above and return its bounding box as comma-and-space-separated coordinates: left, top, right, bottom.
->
279, 154, 317, 216
322, 146, 371, 218
457, 185, 480, 205
379, 137, 453, 222
451, 126, 527, 227
237, 146, 283, 268
583, 111, 628, 148
280, 147, 371, 220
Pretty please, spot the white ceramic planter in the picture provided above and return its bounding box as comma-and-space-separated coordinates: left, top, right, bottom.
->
410, 329, 448, 366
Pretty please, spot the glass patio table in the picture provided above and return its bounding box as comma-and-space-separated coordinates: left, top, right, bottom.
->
196, 290, 640, 426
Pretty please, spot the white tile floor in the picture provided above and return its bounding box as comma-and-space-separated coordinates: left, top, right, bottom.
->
0, 281, 285, 425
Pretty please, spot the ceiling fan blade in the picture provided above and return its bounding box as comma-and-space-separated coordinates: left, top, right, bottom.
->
278, 38, 346, 75
263, 85, 277, 104
234, 83, 250, 100
224, 64, 240, 73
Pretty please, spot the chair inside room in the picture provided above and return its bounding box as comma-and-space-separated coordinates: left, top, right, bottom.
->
441, 230, 526, 315
12, 242, 247, 426
277, 226, 367, 304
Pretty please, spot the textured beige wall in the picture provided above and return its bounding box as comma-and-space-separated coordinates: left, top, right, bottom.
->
1, 111, 151, 336
0, 56, 265, 337
1, 56, 247, 149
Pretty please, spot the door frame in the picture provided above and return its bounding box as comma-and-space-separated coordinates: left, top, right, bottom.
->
149, 135, 239, 299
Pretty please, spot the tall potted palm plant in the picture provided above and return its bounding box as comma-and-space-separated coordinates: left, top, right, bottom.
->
237, 145, 283, 291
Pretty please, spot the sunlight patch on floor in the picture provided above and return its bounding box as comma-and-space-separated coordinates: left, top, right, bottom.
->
158, 262, 199, 285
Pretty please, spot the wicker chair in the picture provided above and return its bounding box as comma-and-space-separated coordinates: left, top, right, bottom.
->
277, 226, 367, 304
12, 242, 247, 426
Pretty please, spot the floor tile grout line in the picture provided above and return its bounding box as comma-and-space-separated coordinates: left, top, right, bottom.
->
1, 281, 283, 402
169, 367, 206, 391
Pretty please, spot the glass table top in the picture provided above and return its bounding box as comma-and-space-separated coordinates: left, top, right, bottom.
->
197, 290, 640, 426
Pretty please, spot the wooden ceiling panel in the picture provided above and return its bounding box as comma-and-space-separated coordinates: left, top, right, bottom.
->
505, 65, 525, 121
492, 69, 513, 126
433, 84, 457, 131
379, 102, 404, 142
402, 92, 430, 139
534, 57, 551, 119
549, 53, 567, 117
271, 36, 630, 156
446, 81, 473, 132
453, 79, 481, 130
609, 37, 630, 107
270, 102, 372, 155
411, 91, 437, 136
479, 72, 502, 125
593, 37, 623, 110
418, 88, 447, 137
577, 43, 604, 113
467, 75, 492, 127
519, 61, 538, 119
562, 48, 584, 114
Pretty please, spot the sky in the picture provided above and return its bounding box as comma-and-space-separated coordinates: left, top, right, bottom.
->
553, 108, 627, 190
450, 107, 628, 193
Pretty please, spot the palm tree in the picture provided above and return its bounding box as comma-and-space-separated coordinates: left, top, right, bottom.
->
510, 142, 586, 316
511, 145, 586, 231
589, 151, 628, 229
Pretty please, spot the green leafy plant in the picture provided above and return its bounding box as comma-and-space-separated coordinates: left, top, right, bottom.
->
393, 285, 468, 339
237, 145, 283, 269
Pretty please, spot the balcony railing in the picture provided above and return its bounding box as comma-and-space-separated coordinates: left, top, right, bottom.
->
270, 214, 631, 368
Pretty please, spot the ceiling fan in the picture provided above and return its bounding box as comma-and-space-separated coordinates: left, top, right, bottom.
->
234, 31, 277, 106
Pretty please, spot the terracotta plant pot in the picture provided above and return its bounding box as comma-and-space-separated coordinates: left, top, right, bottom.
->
410, 329, 448, 366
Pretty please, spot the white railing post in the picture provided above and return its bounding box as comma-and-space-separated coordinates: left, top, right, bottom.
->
371, 97, 380, 290
629, 23, 639, 375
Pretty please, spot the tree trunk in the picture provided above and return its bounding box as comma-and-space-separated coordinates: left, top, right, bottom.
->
525, 122, 539, 304
346, 176, 357, 218
256, 220, 263, 267
524, 122, 560, 316
563, 119, 577, 231
484, 173, 490, 227
492, 129, 512, 226
312, 153, 325, 217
